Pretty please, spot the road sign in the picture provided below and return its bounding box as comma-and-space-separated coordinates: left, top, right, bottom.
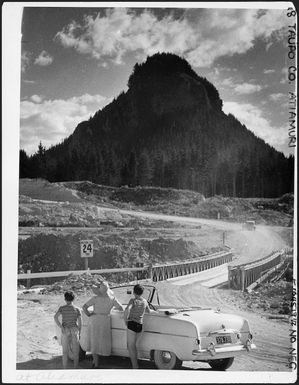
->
80, 240, 94, 258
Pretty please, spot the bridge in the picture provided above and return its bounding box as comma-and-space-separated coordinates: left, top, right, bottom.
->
18, 247, 291, 290
18, 249, 233, 288
228, 248, 293, 291
150, 250, 233, 282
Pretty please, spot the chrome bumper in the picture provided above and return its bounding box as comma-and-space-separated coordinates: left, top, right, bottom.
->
192, 342, 256, 360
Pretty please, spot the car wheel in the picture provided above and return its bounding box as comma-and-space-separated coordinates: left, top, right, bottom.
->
153, 350, 182, 370
208, 357, 234, 370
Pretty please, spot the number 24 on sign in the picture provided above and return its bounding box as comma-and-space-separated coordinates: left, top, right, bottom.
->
80, 240, 94, 258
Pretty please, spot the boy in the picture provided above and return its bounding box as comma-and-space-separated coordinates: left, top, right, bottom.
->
54, 291, 82, 369
124, 284, 152, 369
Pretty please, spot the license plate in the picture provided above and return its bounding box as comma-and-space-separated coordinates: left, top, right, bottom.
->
216, 335, 232, 344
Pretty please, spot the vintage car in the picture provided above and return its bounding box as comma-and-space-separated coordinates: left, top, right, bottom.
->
242, 220, 256, 231
57, 284, 256, 370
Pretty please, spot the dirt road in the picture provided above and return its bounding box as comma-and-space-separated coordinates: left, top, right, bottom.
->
116, 208, 287, 264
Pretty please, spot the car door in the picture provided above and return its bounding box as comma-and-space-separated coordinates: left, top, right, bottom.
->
111, 309, 128, 356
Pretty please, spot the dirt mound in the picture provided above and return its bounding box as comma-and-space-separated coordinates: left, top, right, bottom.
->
253, 209, 293, 226
250, 194, 294, 212
241, 280, 293, 316
141, 237, 218, 264
110, 186, 205, 205
19, 179, 82, 202
232, 261, 293, 317
20, 179, 293, 226
19, 195, 123, 227
194, 196, 252, 219
192, 195, 293, 225
18, 233, 139, 273
62, 181, 293, 225
62, 181, 205, 206
18, 232, 215, 279
31, 272, 108, 295
277, 193, 294, 205
60, 181, 115, 203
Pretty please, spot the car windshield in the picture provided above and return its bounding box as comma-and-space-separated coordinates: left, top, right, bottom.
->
111, 285, 156, 306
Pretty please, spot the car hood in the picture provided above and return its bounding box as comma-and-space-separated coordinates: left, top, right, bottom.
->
168, 308, 249, 335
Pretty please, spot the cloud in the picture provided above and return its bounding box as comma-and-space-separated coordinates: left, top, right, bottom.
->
21, 51, 30, 73
23, 79, 36, 84
223, 101, 289, 154
20, 93, 111, 155
280, 67, 288, 84
221, 78, 262, 94
234, 83, 262, 94
269, 93, 285, 102
55, 8, 288, 68
30, 94, 44, 103
34, 50, 53, 66
221, 77, 235, 87
263, 69, 275, 74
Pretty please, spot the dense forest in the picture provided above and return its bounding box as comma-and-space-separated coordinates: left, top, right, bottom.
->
20, 53, 294, 198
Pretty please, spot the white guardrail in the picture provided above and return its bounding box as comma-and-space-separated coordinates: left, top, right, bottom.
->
18, 267, 147, 280
18, 249, 233, 287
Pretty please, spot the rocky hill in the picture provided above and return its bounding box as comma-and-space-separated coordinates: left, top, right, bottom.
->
20, 53, 294, 198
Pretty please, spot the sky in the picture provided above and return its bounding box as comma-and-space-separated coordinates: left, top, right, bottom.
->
20, 5, 295, 156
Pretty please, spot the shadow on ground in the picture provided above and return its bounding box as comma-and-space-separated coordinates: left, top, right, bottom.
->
17, 354, 212, 371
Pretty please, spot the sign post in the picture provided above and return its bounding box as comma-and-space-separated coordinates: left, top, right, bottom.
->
222, 231, 226, 245
80, 240, 94, 270
26, 269, 31, 289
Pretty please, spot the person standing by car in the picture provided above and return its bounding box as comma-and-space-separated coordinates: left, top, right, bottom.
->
54, 291, 82, 369
82, 280, 123, 368
124, 284, 151, 369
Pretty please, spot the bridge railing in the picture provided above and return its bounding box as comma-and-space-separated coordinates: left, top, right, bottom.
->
18, 267, 148, 288
228, 248, 293, 291
151, 250, 233, 282
18, 249, 233, 288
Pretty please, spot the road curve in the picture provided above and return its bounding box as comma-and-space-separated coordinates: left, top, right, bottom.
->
113, 208, 287, 264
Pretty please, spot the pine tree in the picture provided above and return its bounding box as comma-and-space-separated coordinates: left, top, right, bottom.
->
19, 149, 30, 178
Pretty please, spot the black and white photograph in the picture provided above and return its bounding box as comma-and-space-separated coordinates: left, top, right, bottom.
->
2, 2, 297, 383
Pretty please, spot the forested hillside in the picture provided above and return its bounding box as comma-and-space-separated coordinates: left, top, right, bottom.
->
20, 53, 294, 198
